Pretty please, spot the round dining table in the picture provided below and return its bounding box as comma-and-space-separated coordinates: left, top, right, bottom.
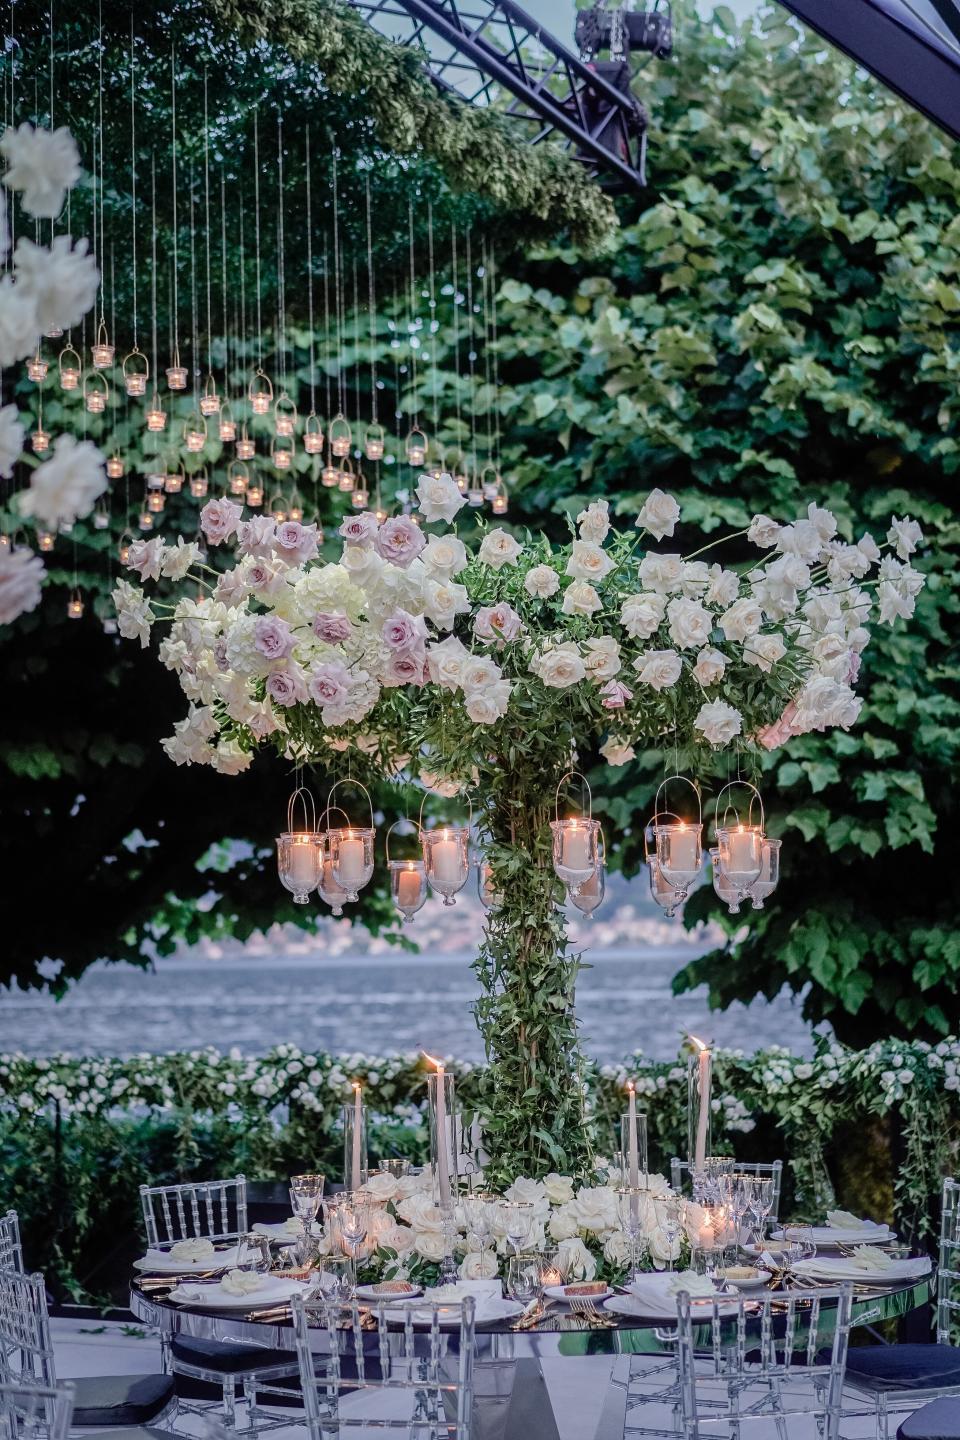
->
130, 1271, 933, 1440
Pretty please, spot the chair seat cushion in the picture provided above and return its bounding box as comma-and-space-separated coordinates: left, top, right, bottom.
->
898, 1397, 960, 1440
844, 1345, 960, 1394
72, 1373, 175, 1428
171, 1336, 298, 1375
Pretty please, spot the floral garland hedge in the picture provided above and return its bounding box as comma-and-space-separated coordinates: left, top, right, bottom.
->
2, 1038, 958, 1303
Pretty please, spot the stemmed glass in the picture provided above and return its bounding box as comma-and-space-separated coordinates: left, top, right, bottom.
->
500, 1201, 535, 1258
748, 1178, 774, 1248
506, 1254, 542, 1309
289, 1173, 325, 1262
463, 1193, 496, 1275
656, 1197, 683, 1274
616, 1186, 648, 1285
338, 1197, 371, 1295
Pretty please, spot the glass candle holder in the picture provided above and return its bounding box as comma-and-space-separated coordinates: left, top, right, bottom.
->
620, 1110, 648, 1184
146, 492, 165, 513
389, 859, 427, 922
145, 395, 167, 432
189, 472, 209, 498
137, 509, 154, 531
647, 857, 682, 918
236, 431, 256, 460
329, 414, 352, 458
303, 414, 324, 454
273, 442, 293, 472
276, 830, 323, 904
270, 494, 287, 522
421, 827, 470, 906
427, 1067, 457, 1209
748, 838, 781, 909
91, 336, 115, 369
654, 821, 702, 891
716, 824, 763, 891
329, 827, 375, 901
92, 506, 109, 531
31, 428, 50, 455
185, 423, 207, 454
200, 380, 221, 416
343, 1089, 368, 1192
710, 848, 742, 915
58, 346, 81, 391
687, 1045, 713, 1174
249, 374, 273, 414
245, 484, 264, 508
228, 462, 249, 496
467, 484, 485, 508
166, 362, 188, 391
404, 428, 427, 466
84, 375, 108, 414
146, 470, 165, 491
321, 463, 339, 488
38, 530, 55, 553
318, 850, 351, 916
364, 424, 385, 461
550, 817, 600, 890
219, 409, 237, 442
477, 861, 501, 910
569, 863, 605, 916
106, 455, 124, 479
26, 353, 48, 382
274, 397, 297, 437
351, 488, 369, 510
123, 349, 149, 397
337, 465, 355, 493
165, 469, 184, 494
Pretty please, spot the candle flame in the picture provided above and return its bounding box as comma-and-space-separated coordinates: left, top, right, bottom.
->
421, 1050, 444, 1072
353, 1080, 361, 1094
689, 1034, 709, 1053
626, 1080, 635, 1094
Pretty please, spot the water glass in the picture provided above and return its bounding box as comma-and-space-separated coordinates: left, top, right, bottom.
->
616, 1186, 648, 1284
320, 1252, 353, 1301
656, 1196, 683, 1273
506, 1254, 542, 1307
463, 1193, 496, 1270
500, 1200, 535, 1256
380, 1158, 411, 1178
235, 1233, 271, 1273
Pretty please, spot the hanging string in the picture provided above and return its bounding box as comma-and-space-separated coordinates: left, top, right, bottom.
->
465, 229, 478, 479
220, 168, 230, 398
407, 201, 419, 434
189, 159, 199, 404
203, 71, 213, 379
170, 49, 179, 363
276, 112, 286, 392
321, 235, 332, 421
305, 126, 316, 418
450, 223, 462, 463
481, 238, 493, 468
238, 193, 247, 370
427, 201, 439, 444
352, 256, 360, 432
331, 154, 345, 416
128, 17, 138, 349
150, 153, 158, 393
488, 239, 503, 471
252, 108, 263, 368
97, 0, 107, 335
364, 175, 377, 428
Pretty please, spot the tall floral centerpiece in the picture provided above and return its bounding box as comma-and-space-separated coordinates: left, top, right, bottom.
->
115, 480, 925, 1183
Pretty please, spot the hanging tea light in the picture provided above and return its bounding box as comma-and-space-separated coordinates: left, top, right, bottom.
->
228, 461, 250, 497
118, 532, 133, 564
218, 403, 237, 442
66, 587, 84, 620
102, 616, 118, 635
337, 460, 356, 494
166, 349, 188, 390
326, 781, 376, 903
491, 480, 509, 516
477, 860, 501, 911
404, 427, 427, 467
273, 438, 294, 472
386, 823, 428, 923
106, 454, 124, 480
287, 490, 304, 524
123, 349, 149, 397
351, 486, 369, 511
373, 502, 389, 525
364, 423, 385, 462
303, 413, 324, 455
248, 370, 273, 416
274, 393, 297, 438
748, 838, 781, 910
467, 478, 485, 509
276, 786, 324, 905
37, 530, 55, 553
550, 771, 601, 893
164, 466, 185, 495
713, 781, 765, 898
189, 469, 209, 499
709, 848, 742, 916
329, 413, 352, 458
58, 345, 81, 392
269, 493, 288, 523
138, 509, 154, 531
83, 372, 108, 415
26, 350, 48, 382
200, 373, 221, 417
568, 825, 606, 917
147, 491, 166, 514
246, 482, 264, 508
145, 392, 167, 433
652, 778, 703, 898
235, 427, 255, 460
421, 825, 471, 907
91, 320, 115, 370
479, 466, 499, 502
184, 414, 207, 454
92, 501, 110, 531
321, 460, 340, 489
31, 425, 50, 455
317, 812, 352, 917
146, 471, 165, 492
44, 324, 64, 339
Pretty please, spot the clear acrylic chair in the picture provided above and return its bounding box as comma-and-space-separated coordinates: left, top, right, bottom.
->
670, 1159, 784, 1220
291, 1292, 475, 1440
0, 1213, 23, 1275
0, 1377, 75, 1440
137, 1176, 299, 1433
624, 1285, 852, 1440
0, 1266, 177, 1434
840, 1175, 960, 1440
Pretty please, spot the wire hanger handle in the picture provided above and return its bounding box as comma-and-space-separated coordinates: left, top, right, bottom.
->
384, 819, 423, 865
713, 780, 765, 836
554, 770, 593, 824
643, 810, 682, 863
287, 785, 318, 834
418, 789, 474, 834
324, 778, 374, 831
653, 775, 702, 827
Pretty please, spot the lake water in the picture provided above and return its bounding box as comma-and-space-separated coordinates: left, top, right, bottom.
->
1, 876, 817, 1061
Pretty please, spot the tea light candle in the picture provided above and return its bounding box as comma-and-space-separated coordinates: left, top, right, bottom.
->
561, 821, 591, 871
726, 825, 759, 874
397, 863, 421, 909
337, 832, 366, 886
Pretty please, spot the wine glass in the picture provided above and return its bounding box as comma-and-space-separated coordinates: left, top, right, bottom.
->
290, 1173, 325, 1260
506, 1254, 542, 1309
463, 1193, 496, 1275
749, 1178, 774, 1248
500, 1201, 535, 1258
656, 1197, 683, 1274
616, 1186, 647, 1285
338, 1198, 371, 1294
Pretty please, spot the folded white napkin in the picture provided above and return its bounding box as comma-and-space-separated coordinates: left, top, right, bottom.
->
220, 1269, 267, 1296
849, 1244, 896, 1272
169, 1237, 216, 1261
422, 1279, 500, 1319
665, 1270, 719, 1300
254, 1218, 302, 1238
824, 1210, 886, 1231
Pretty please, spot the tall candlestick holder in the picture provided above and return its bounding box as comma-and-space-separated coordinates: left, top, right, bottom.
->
342, 1090, 368, 1193
620, 1110, 649, 1184
426, 1063, 457, 1211
687, 1038, 713, 1177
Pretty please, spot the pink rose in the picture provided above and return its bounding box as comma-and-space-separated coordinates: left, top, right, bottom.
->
756, 700, 798, 752
273, 520, 319, 566
265, 663, 307, 707
474, 603, 522, 644
237, 516, 277, 557
200, 497, 243, 545
338, 512, 380, 547
374, 515, 426, 569
127, 538, 164, 581
213, 636, 230, 673
382, 650, 426, 687
313, 611, 353, 645
215, 568, 248, 607
246, 559, 281, 594
382, 608, 427, 653
254, 615, 295, 661
308, 660, 351, 706
846, 652, 861, 685
600, 679, 634, 710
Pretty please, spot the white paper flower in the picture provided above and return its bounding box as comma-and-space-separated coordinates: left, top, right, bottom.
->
0, 404, 24, 479
561, 580, 601, 616
566, 539, 614, 582
13, 235, 98, 334
692, 646, 726, 686
0, 274, 39, 368
743, 632, 786, 672
1, 124, 81, 218
478, 527, 522, 570
600, 736, 635, 766
576, 499, 610, 544
636, 488, 680, 540
633, 649, 682, 691
666, 597, 712, 650
17, 434, 106, 528
0, 545, 44, 624
694, 699, 742, 745
524, 563, 560, 598
887, 516, 923, 560
416, 471, 466, 524
531, 643, 585, 689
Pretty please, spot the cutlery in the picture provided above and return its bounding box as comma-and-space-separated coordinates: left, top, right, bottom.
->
567, 1296, 617, 1328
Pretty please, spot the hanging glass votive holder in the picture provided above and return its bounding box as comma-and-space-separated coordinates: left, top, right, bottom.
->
189, 469, 209, 499
747, 837, 781, 910
710, 848, 742, 915
122, 349, 149, 397
404, 427, 427, 467
83, 372, 108, 415
274, 394, 297, 438
31, 426, 50, 455
569, 825, 606, 918
91, 321, 115, 370
337, 459, 356, 493
451, 457, 470, 494
329, 413, 352, 458
147, 491, 165, 514
228, 460, 250, 496
66, 587, 84, 620
364, 423, 385, 461
138, 509, 154, 530
386, 822, 428, 923
713, 780, 766, 894
236, 427, 255, 460
218, 404, 237, 442
287, 490, 304, 523
351, 486, 369, 511
146, 470, 165, 492
184, 414, 207, 454
326, 780, 376, 903
200, 373, 221, 416
303, 413, 324, 454
26, 351, 48, 382
276, 787, 324, 905
165, 466, 185, 495
44, 324, 64, 339
58, 345, 81, 392
38, 530, 55, 553
467, 481, 485, 508
479, 465, 499, 502
491, 480, 509, 515
269, 493, 287, 523
145, 393, 167, 432
248, 368, 273, 415
647, 854, 681, 919
477, 860, 501, 911
321, 460, 340, 488
651, 777, 703, 894
92, 501, 110, 531
106, 453, 124, 480
166, 349, 188, 390
550, 770, 600, 891
246, 482, 264, 508
118, 532, 133, 564
421, 826, 471, 907
273, 437, 294, 472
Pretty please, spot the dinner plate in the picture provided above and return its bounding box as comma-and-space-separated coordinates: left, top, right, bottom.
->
544, 1284, 615, 1304
133, 1245, 239, 1274
386, 1298, 523, 1329
167, 1276, 312, 1310
354, 1283, 423, 1304
252, 1221, 322, 1242
793, 1256, 931, 1287
772, 1225, 895, 1247
719, 1269, 768, 1291
604, 1290, 739, 1322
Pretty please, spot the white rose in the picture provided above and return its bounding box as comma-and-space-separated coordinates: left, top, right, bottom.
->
423, 578, 470, 632
377, 1221, 416, 1257
416, 471, 466, 523
806, 502, 838, 544
566, 540, 614, 583
556, 1237, 597, 1282
427, 635, 470, 690
548, 1206, 580, 1242
621, 592, 666, 639
531, 644, 585, 688
600, 736, 635, 766
743, 632, 786, 672
396, 1192, 438, 1227
569, 1185, 618, 1234
561, 580, 602, 617
465, 679, 511, 724
647, 1224, 682, 1268
694, 699, 742, 745
748, 514, 780, 548
887, 516, 923, 560
422, 533, 468, 578
776, 519, 821, 563
666, 597, 712, 650
576, 500, 610, 544
603, 1231, 632, 1266
459, 1250, 499, 1280
636, 488, 680, 540
543, 1174, 575, 1205
583, 635, 621, 681
692, 646, 726, 685
633, 649, 682, 691
504, 1177, 549, 1214
524, 564, 560, 599
705, 565, 740, 609
478, 527, 522, 570
361, 1172, 400, 1203
719, 597, 763, 642
414, 1230, 448, 1263
461, 655, 503, 694
638, 554, 685, 594
341, 543, 383, 587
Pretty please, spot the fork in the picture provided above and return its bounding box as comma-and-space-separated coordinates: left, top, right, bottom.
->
567, 1296, 616, 1328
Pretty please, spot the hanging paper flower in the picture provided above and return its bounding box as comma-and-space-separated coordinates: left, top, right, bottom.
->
16, 434, 107, 529
0, 545, 45, 625
13, 235, 99, 334
0, 404, 25, 479
1, 123, 81, 218
0, 275, 39, 368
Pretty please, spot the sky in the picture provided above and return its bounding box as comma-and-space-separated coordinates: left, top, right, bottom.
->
519, 0, 761, 40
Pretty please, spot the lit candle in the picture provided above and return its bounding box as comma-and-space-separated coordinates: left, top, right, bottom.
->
669, 823, 697, 873
431, 831, 461, 886
725, 825, 760, 880
337, 831, 366, 886
289, 838, 317, 889
351, 1082, 362, 1192
698, 1219, 715, 1251
435, 1061, 451, 1208
561, 821, 591, 871
397, 864, 421, 909
692, 1036, 712, 1173
627, 1082, 640, 1190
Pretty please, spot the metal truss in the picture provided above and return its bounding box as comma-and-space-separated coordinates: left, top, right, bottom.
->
345, 0, 653, 189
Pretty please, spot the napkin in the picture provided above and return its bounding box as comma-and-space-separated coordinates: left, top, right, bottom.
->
665, 1270, 719, 1299
422, 1279, 500, 1320
220, 1269, 267, 1296
254, 1219, 302, 1238
170, 1237, 216, 1261
849, 1244, 896, 1273
825, 1210, 885, 1231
